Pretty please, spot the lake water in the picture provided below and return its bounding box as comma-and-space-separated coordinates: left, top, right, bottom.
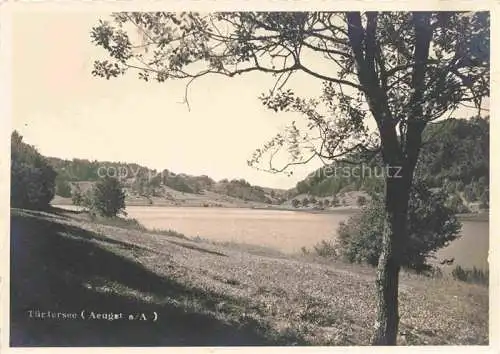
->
56, 205, 490, 271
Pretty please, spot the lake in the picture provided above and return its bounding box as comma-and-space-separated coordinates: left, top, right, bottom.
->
56, 205, 490, 271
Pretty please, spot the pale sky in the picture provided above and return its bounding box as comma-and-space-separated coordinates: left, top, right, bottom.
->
11, 11, 487, 189
11, 11, 332, 189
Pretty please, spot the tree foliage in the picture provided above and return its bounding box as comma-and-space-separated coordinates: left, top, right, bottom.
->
91, 12, 488, 171
55, 176, 72, 198
416, 117, 489, 193
90, 176, 126, 217
356, 195, 367, 206
71, 184, 84, 206
335, 181, 461, 272
11, 131, 57, 210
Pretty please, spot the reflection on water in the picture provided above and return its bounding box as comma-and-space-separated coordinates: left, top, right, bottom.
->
54, 205, 489, 271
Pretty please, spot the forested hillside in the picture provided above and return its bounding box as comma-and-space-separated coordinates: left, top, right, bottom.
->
289, 117, 489, 211
43, 117, 488, 211
48, 157, 287, 205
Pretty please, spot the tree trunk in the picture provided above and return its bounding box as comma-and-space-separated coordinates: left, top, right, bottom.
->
371, 170, 410, 345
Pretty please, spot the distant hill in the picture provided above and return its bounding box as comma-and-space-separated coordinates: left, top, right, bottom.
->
48, 157, 288, 207
287, 117, 489, 212
47, 117, 488, 211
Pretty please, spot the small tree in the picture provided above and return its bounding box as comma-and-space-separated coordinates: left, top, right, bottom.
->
91, 176, 126, 217
71, 185, 84, 206
448, 194, 469, 214
291, 199, 301, 208
55, 177, 72, 198
302, 197, 310, 207
11, 131, 56, 210
323, 199, 331, 207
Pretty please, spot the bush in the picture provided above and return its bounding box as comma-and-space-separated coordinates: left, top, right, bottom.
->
313, 240, 337, 258
452, 265, 488, 285
463, 184, 477, 202
332, 181, 462, 273
89, 176, 126, 217
71, 186, 84, 206
356, 195, 367, 207
55, 177, 72, 198
447, 194, 470, 214
11, 131, 56, 210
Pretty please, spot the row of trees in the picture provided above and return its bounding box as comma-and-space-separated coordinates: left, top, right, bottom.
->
291, 195, 367, 208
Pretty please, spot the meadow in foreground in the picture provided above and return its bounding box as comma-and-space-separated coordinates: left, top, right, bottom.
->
10, 208, 488, 346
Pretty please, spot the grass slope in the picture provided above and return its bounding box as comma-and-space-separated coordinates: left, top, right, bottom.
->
10, 208, 488, 346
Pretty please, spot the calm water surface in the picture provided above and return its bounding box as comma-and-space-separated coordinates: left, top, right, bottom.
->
57, 205, 489, 271
126, 206, 350, 253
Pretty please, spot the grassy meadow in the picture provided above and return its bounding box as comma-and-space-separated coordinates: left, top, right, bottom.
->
9, 208, 488, 346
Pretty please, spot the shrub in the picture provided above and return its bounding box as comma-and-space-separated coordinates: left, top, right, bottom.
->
452, 265, 488, 285
447, 194, 470, 214
332, 181, 462, 273
89, 176, 126, 217
55, 177, 72, 198
463, 184, 477, 202
313, 240, 337, 258
11, 131, 56, 210
356, 195, 367, 207
71, 185, 84, 206
291, 199, 300, 208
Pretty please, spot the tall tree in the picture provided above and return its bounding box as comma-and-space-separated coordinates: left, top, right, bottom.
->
91, 12, 489, 344
11, 131, 57, 210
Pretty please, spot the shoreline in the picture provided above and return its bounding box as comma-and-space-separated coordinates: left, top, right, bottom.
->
51, 202, 362, 215
52, 202, 488, 220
